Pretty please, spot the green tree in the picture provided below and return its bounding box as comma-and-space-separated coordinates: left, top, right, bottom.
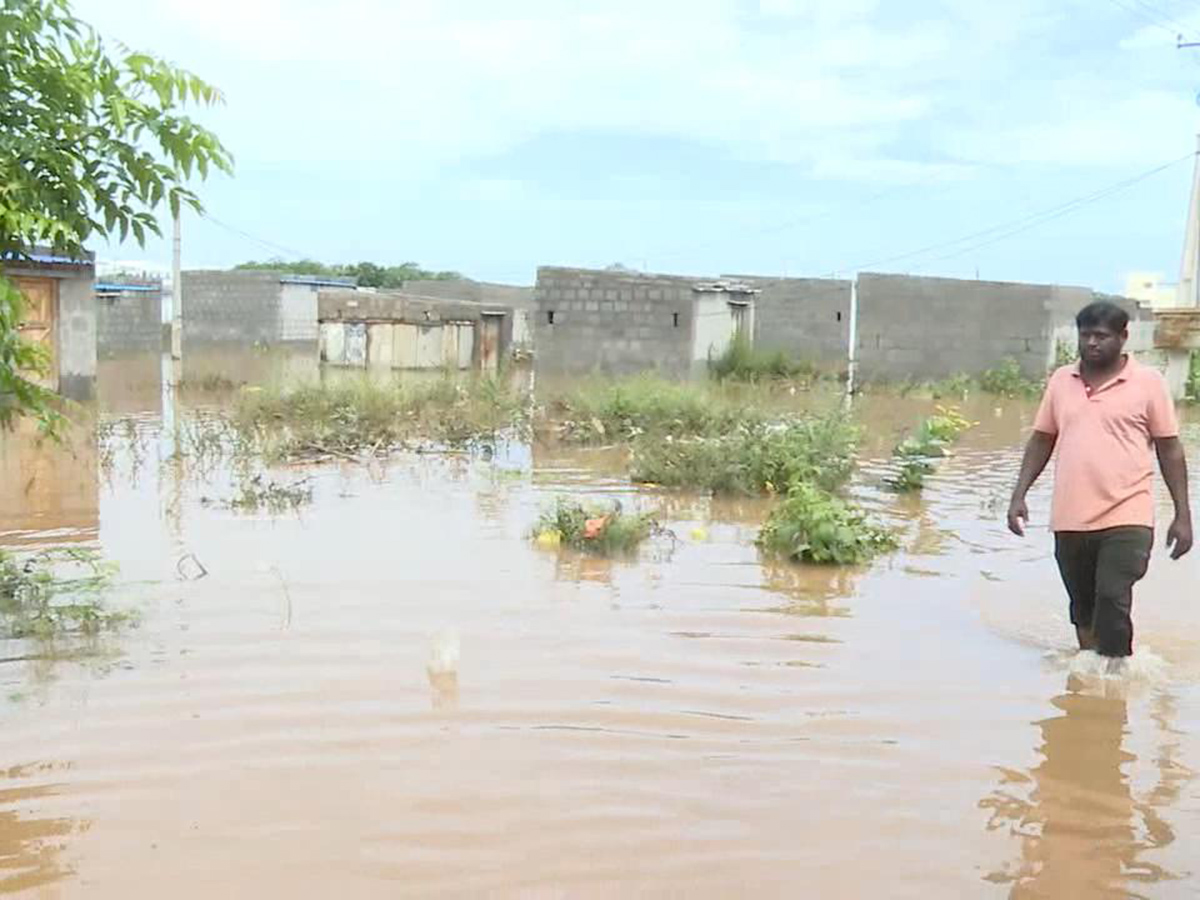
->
233, 258, 463, 287
1, 0, 231, 432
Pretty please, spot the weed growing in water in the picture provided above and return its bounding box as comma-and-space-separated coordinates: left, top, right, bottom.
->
709, 335, 820, 384
0, 548, 133, 639
234, 375, 530, 462
204, 474, 314, 514
885, 406, 973, 492
979, 358, 1043, 399
757, 482, 898, 565
547, 374, 772, 444
630, 413, 859, 495
531, 498, 662, 556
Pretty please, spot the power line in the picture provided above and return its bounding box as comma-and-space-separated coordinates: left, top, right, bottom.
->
1104, 0, 1189, 36
199, 213, 316, 261
913, 156, 1193, 270
1130, 0, 1200, 35
822, 151, 1196, 278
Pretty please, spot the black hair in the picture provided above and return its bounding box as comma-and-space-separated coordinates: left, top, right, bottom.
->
1075, 300, 1129, 332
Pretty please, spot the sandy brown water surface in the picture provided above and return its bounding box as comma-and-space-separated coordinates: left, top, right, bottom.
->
1, 359, 1200, 898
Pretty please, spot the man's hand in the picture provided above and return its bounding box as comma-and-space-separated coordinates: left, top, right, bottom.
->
1007, 497, 1029, 537
1167, 516, 1194, 560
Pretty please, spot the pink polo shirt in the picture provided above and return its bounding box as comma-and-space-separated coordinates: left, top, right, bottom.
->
1032, 357, 1179, 532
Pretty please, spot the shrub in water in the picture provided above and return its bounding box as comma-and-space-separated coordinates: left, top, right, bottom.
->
885, 406, 973, 492
531, 498, 657, 556
631, 413, 858, 496
709, 335, 818, 383
549, 375, 767, 444
757, 482, 897, 565
979, 358, 1042, 399
0, 548, 131, 639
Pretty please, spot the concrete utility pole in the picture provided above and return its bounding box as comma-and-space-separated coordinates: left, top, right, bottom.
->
1176, 134, 1200, 309
171, 207, 182, 375
845, 277, 859, 404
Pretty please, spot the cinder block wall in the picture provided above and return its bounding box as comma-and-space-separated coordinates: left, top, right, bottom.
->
279, 283, 319, 342
533, 267, 697, 376
97, 288, 163, 356
855, 273, 1095, 380
180, 270, 282, 344
733, 275, 851, 366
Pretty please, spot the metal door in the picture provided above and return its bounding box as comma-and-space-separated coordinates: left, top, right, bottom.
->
480, 315, 502, 371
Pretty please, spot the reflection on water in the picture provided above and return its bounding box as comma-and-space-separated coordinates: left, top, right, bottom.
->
982, 677, 1190, 897
0, 352, 1199, 896
0, 764, 84, 894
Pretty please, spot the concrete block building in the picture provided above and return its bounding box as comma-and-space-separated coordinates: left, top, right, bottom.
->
533, 266, 756, 377
180, 270, 357, 346
853, 273, 1149, 381
95, 278, 164, 357
5, 249, 97, 399
318, 289, 513, 372
400, 277, 534, 349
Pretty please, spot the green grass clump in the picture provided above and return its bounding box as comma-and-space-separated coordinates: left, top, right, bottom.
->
1186, 351, 1200, 404
709, 336, 819, 383
1054, 339, 1079, 369
548, 375, 769, 444
757, 482, 897, 565
234, 374, 529, 461
531, 498, 657, 555
0, 548, 133, 639
631, 413, 859, 495
979, 358, 1043, 399
885, 406, 973, 492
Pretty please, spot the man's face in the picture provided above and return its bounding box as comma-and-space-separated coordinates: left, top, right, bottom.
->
1077, 323, 1126, 368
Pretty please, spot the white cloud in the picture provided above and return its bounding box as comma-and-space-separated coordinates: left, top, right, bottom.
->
73, 0, 1200, 179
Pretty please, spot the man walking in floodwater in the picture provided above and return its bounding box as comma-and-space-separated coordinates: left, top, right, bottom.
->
1007, 300, 1193, 663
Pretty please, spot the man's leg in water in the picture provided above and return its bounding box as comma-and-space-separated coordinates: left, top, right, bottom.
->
1092, 526, 1153, 658
1055, 532, 1098, 651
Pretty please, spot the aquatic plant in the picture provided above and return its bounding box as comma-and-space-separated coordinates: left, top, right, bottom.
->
885, 406, 973, 492
531, 498, 659, 556
757, 482, 897, 565
978, 358, 1043, 399
234, 374, 530, 462
630, 413, 858, 496
0, 548, 133, 639
547, 374, 771, 444
709, 335, 820, 384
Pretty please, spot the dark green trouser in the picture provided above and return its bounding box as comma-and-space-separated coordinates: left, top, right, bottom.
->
1054, 526, 1153, 658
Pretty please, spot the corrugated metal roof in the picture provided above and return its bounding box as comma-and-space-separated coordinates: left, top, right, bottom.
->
95, 282, 160, 293
279, 274, 357, 288
2, 249, 93, 267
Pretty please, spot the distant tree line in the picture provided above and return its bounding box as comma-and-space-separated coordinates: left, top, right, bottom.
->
233, 258, 462, 288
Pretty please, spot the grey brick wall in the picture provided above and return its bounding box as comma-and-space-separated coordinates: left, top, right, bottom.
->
97, 289, 163, 356
533, 267, 697, 376
732, 275, 851, 367
180, 270, 282, 344
855, 273, 1096, 381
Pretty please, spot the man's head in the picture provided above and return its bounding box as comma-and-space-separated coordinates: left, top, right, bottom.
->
1075, 301, 1129, 368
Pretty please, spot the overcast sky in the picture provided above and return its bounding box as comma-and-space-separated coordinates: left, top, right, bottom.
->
74, 0, 1200, 290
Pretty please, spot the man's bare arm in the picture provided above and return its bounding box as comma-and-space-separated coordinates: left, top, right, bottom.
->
1155, 436, 1193, 559
1007, 430, 1057, 536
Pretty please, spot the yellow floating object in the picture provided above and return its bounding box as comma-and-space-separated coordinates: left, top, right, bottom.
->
535, 530, 562, 548
690, 526, 709, 541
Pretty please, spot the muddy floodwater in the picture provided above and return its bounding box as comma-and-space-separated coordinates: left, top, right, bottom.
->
2, 355, 1200, 898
